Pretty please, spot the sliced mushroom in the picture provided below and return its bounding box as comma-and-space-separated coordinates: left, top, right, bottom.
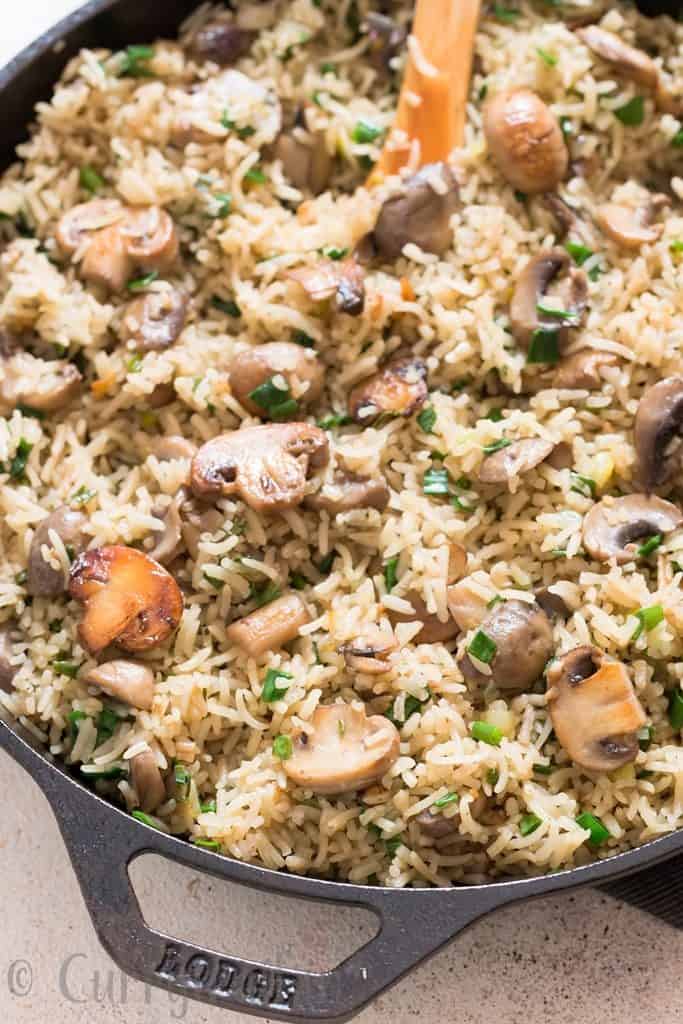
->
27, 507, 87, 598
348, 355, 427, 425
596, 197, 666, 250
305, 472, 389, 514
181, 507, 225, 561
0, 351, 81, 414
447, 577, 490, 631
414, 807, 459, 839
69, 545, 184, 654
274, 132, 332, 195
147, 382, 177, 408
339, 626, 397, 674
534, 587, 571, 620
80, 223, 133, 292
148, 489, 188, 566
458, 600, 554, 693
542, 194, 599, 250
283, 703, 400, 794
554, 349, 617, 390
478, 438, 555, 484
121, 288, 188, 351
547, 645, 646, 772
577, 26, 659, 92
483, 89, 568, 194
509, 249, 588, 351
0, 624, 17, 692
366, 12, 407, 70
368, 162, 460, 261
228, 342, 324, 416
287, 258, 365, 316
83, 659, 155, 711
190, 423, 329, 512
55, 199, 125, 254
226, 592, 310, 656
120, 207, 179, 271
635, 377, 683, 491
545, 441, 573, 470
130, 748, 166, 814
388, 593, 459, 643
150, 435, 198, 461
582, 494, 683, 563
191, 20, 255, 64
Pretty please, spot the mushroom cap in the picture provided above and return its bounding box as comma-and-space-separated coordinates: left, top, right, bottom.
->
120, 206, 179, 271
150, 435, 198, 462
190, 423, 329, 512
80, 223, 133, 292
634, 377, 683, 491
148, 488, 188, 566
287, 258, 365, 316
547, 646, 646, 772
478, 438, 555, 484
348, 355, 428, 425
483, 88, 568, 194
554, 349, 617, 390
0, 351, 81, 414
339, 625, 397, 674
371, 161, 460, 260
83, 658, 155, 711
447, 576, 489, 632
366, 12, 407, 70
459, 599, 554, 693
284, 703, 400, 794
191, 20, 255, 65
226, 592, 311, 657
228, 341, 324, 416
509, 248, 587, 350
596, 202, 662, 250
388, 593, 459, 644
582, 494, 683, 563
274, 132, 332, 196
69, 545, 184, 654
27, 506, 87, 597
130, 748, 166, 813
55, 199, 124, 254
121, 288, 188, 351
577, 26, 659, 91
305, 472, 390, 514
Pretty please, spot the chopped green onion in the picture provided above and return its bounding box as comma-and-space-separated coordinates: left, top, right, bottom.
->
451, 377, 471, 393
669, 688, 683, 730
318, 550, 335, 574
486, 767, 500, 786
352, 120, 383, 144
320, 246, 349, 261
221, 110, 256, 139
637, 725, 654, 751
320, 61, 337, 75
514, 190, 527, 204
70, 485, 96, 507
96, 707, 119, 745
384, 555, 399, 592
467, 629, 497, 664
174, 762, 190, 785
570, 472, 596, 498
49, 619, 63, 633
487, 595, 504, 610
533, 762, 554, 776
292, 330, 316, 348
248, 376, 298, 421
478, 82, 488, 101
637, 534, 662, 558
262, 668, 293, 703
14, 570, 28, 586
631, 604, 664, 641
519, 813, 542, 836
470, 720, 502, 746
132, 810, 163, 829
614, 96, 645, 126
203, 571, 223, 590
493, 4, 519, 21
200, 800, 217, 813
482, 437, 512, 455
54, 659, 79, 678
81, 763, 126, 780
9, 438, 33, 481
384, 835, 404, 857
576, 812, 610, 846
289, 572, 308, 591
670, 240, 683, 253
79, 165, 104, 193
127, 270, 159, 292
16, 403, 45, 420
423, 467, 450, 495
433, 792, 458, 808
273, 734, 293, 760
250, 580, 281, 608
536, 47, 557, 67
536, 300, 570, 319
245, 166, 267, 185
119, 45, 155, 78
211, 295, 241, 318
565, 240, 593, 266
214, 192, 232, 217
126, 352, 143, 373
192, 838, 221, 850
417, 405, 437, 433
67, 710, 87, 739
317, 412, 351, 429
486, 408, 504, 423
673, 130, 683, 148
527, 328, 560, 364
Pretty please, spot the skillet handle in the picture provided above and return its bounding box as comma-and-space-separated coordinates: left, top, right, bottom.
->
600, 856, 683, 930
32, 760, 505, 1022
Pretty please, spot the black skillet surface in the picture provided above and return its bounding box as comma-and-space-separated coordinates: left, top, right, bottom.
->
1, 1, 683, 1020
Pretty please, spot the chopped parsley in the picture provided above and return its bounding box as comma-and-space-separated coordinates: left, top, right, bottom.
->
385, 690, 431, 725
9, 438, 32, 481
67, 709, 87, 738
126, 352, 143, 373
569, 472, 596, 498
96, 707, 119, 745
417, 405, 437, 433
317, 411, 351, 429
119, 45, 155, 78
79, 165, 104, 193
250, 580, 281, 608
673, 130, 683, 148
519, 813, 542, 836
70, 485, 96, 507
384, 555, 399, 591
248, 376, 298, 420
292, 330, 316, 348
493, 4, 519, 21
527, 328, 560, 364
614, 96, 645, 126
213, 192, 232, 218
262, 668, 293, 703
319, 246, 348, 261
318, 550, 336, 574
17, 404, 44, 420
221, 110, 256, 140
533, 762, 554, 776
565, 240, 594, 266
467, 629, 497, 664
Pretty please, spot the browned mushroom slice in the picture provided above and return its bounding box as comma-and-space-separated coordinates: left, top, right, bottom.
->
130, 748, 166, 813
542, 194, 598, 249
388, 593, 459, 644
447, 576, 489, 631
121, 288, 188, 351
576, 26, 659, 92
348, 355, 427, 425
0, 351, 81, 414
121, 207, 179, 271
534, 587, 571, 621
147, 382, 177, 408
596, 198, 667, 250
369, 162, 460, 261
283, 704, 400, 794
305, 472, 389, 514
582, 494, 682, 563
80, 223, 133, 292
483, 89, 568, 194
478, 438, 555, 484
339, 626, 397, 674
190, 423, 329, 512
458, 600, 554, 693
287, 258, 365, 316
27, 506, 87, 597
150, 435, 198, 461
0, 624, 17, 692
229, 342, 324, 416
274, 132, 333, 196
547, 645, 646, 772
190, 19, 255, 64
226, 592, 310, 656
69, 545, 184, 654
554, 349, 617, 389
83, 659, 155, 711
634, 377, 683, 490
55, 199, 125, 254
148, 489, 188, 566
414, 807, 459, 839
366, 12, 407, 70
509, 249, 588, 351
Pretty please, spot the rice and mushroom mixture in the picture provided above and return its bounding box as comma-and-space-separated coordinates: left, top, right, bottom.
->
1, 0, 683, 887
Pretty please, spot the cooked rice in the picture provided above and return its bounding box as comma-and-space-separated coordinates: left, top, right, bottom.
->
1, 0, 683, 887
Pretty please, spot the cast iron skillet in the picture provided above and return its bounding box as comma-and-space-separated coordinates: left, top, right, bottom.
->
2, 2, 683, 1020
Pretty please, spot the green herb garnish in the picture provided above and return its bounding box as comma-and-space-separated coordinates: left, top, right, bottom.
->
320, 246, 349, 261
67, 709, 87, 738
631, 604, 664, 641
292, 330, 316, 348
637, 534, 662, 558
245, 166, 267, 185
352, 120, 383, 144
71, 485, 96, 507
669, 688, 683, 730
250, 580, 282, 608
433, 792, 458, 808
637, 725, 654, 751
519, 813, 542, 836
317, 412, 351, 429
470, 720, 502, 746
527, 328, 560, 364
126, 352, 143, 373
482, 438, 512, 455
417, 406, 437, 433
384, 555, 399, 591
132, 810, 163, 829
262, 668, 293, 703
569, 472, 596, 498
536, 48, 557, 67
192, 838, 221, 850
273, 735, 293, 760
127, 270, 159, 292
248, 376, 298, 421
493, 4, 519, 21
614, 96, 645, 126
576, 812, 610, 847
55, 660, 79, 678
96, 707, 119, 745
423, 467, 450, 495
211, 295, 241, 318
9, 438, 32, 481
119, 44, 155, 78
79, 165, 104, 193
467, 629, 497, 664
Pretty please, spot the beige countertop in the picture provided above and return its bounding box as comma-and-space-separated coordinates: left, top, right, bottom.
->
2, 5, 683, 1022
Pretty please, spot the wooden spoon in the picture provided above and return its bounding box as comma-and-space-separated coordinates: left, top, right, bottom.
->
372, 0, 482, 181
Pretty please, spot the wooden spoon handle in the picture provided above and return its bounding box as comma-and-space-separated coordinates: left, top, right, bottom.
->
373, 0, 481, 179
